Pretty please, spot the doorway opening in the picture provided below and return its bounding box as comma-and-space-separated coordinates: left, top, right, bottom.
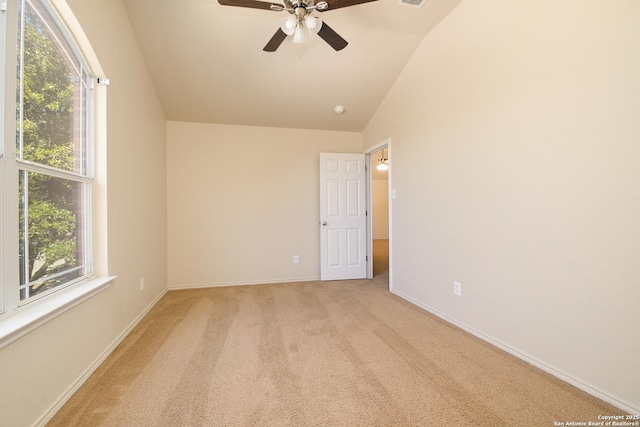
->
366, 139, 391, 289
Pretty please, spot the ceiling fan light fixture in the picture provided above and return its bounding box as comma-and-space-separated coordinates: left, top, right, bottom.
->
218, 0, 379, 52
280, 16, 296, 35
304, 16, 316, 30
292, 24, 307, 44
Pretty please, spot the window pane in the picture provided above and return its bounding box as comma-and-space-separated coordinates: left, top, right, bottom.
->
17, 0, 87, 175
19, 170, 90, 300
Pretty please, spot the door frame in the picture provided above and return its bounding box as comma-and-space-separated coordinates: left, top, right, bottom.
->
365, 138, 392, 289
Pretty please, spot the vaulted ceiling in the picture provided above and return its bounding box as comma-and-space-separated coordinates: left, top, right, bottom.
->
122, 0, 462, 131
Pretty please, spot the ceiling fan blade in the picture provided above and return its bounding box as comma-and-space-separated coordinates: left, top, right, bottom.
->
218, 0, 284, 11
263, 28, 288, 52
317, 22, 348, 51
319, 0, 377, 11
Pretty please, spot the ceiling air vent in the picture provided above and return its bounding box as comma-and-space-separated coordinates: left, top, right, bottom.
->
398, 0, 427, 8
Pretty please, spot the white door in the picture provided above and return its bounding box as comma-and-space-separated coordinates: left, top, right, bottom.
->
319, 153, 367, 281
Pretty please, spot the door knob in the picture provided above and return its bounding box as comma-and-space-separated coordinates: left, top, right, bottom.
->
321, 221, 328, 226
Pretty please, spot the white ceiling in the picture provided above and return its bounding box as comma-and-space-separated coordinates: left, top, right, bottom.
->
121, 0, 462, 132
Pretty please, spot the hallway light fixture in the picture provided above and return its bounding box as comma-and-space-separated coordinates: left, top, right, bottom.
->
376, 148, 389, 171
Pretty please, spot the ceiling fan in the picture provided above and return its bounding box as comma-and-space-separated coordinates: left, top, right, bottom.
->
218, 0, 378, 52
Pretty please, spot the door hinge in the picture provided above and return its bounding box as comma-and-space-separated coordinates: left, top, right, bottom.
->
366, 256, 369, 261
365, 210, 368, 216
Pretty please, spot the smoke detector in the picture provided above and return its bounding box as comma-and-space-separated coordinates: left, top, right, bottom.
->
398, 0, 427, 8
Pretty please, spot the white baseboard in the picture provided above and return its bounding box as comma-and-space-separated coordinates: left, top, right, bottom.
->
168, 277, 319, 291
390, 288, 639, 415
35, 288, 168, 427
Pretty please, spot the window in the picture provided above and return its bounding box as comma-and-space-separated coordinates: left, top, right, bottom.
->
1, 0, 97, 315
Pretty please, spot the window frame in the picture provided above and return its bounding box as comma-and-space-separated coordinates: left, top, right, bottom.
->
16, 0, 96, 304
0, 0, 113, 340
1, 0, 8, 314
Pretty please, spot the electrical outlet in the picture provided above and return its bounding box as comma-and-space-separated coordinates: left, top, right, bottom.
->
453, 281, 461, 297
293, 255, 299, 264
140, 277, 145, 291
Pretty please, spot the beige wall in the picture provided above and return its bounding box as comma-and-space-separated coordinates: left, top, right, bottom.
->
372, 179, 389, 240
167, 121, 362, 288
364, 0, 640, 412
0, 1, 167, 426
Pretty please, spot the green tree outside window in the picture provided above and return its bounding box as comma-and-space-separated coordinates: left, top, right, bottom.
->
17, 1, 88, 299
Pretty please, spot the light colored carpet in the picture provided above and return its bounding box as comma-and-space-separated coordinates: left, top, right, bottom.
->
48, 253, 619, 425
373, 239, 389, 281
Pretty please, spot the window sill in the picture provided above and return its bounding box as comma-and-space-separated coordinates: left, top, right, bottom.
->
0, 276, 116, 350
